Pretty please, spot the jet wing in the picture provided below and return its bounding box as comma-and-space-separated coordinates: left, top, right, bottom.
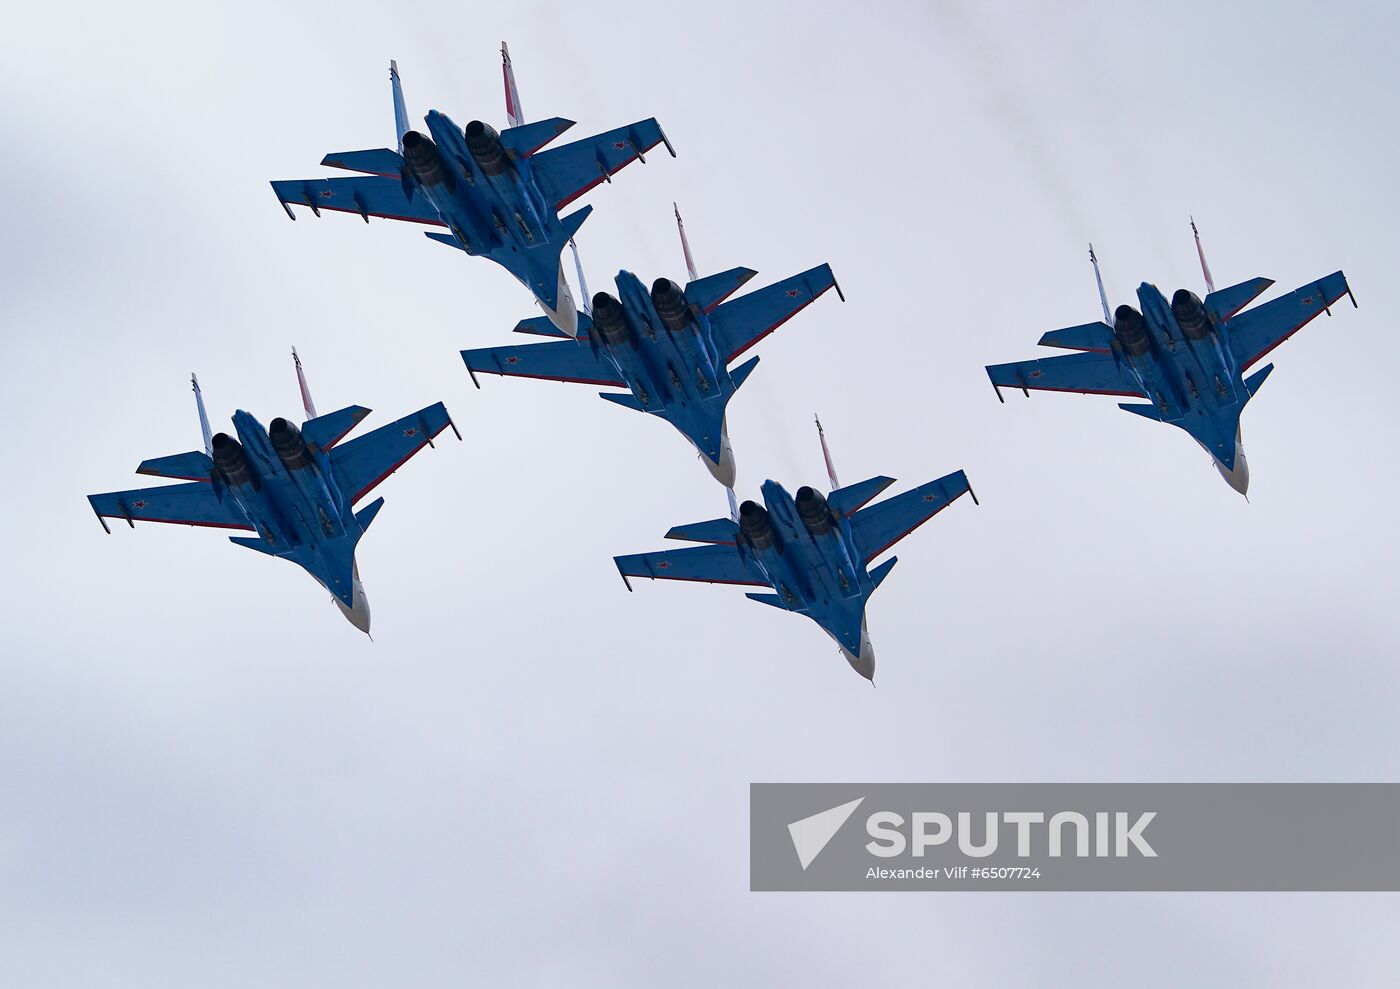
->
708, 264, 839, 364
529, 118, 668, 211
88, 482, 252, 531
614, 543, 767, 587
461, 341, 625, 388
985, 351, 1145, 399
270, 175, 446, 226
850, 470, 973, 564
1225, 271, 1352, 371
328, 402, 455, 505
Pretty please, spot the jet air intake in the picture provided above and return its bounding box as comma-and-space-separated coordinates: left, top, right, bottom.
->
795, 486, 836, 536
211, 433, 258, 489
1113, 305, 1151, 356
1171, 289, 1211, 340
464, 120, 510, 176
650, 278, 691, 331
269, 417, 312, 471
592, 292, 630, 344
739, 500, 778, 551
401, 131, 455, 191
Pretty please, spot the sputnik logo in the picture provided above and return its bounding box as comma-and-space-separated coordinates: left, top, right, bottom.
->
787, 797, 864, 870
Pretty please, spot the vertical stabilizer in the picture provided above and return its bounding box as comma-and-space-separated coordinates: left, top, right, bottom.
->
1089, 243, 1112, 325
675, 203, 699, 282
390, 60, 410, 155
192, 373, 213, 457
1191, 216, 1216, 294
816, 414, 840, 490
293, 347, 318, 420
502, 42, 524, 127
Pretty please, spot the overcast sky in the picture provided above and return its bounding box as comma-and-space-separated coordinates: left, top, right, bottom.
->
3, 0, 1399, 984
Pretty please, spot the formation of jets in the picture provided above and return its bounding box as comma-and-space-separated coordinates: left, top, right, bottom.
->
87, 46, 1355, 680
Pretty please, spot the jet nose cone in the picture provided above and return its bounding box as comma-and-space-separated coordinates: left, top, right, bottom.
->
839, 623, 876, 682
1214, 428, 1250, 497
698, 429, 737, 487
542, 268, 579, 336
332, 569, 372, 634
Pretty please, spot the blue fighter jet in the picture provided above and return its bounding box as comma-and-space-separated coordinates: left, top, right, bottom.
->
985, 223, 1355, 496
271, 44, 673, 336
461, 206, 842, 486
613, 420, 976, 681
87, 352, 460, 634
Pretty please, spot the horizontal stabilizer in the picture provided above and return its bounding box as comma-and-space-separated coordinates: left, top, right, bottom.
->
729, 354, 761, 390
355, 496, 385, 532
229, 535, 277, 556
425, 231, 466, 252
1206, 277, 1274, 322
869, 556, 899, 588
1244, 363, 1274, 398
685, 267, 758, 313
515, 313, 593, 339
329, 401, 455, 505
136, 450, 214, 481
500, 117, 575, 157
303, 405, 372, 450
530, 117, 669, 210
828, 476, 897, 517
598, 391, 645, 413
321, 148, 404, 177
1037, 320, 1114, 353
1118, 402, 1163, 422
559, 203, 593, 244
708, 263, 838, 364
850, 469, 971, 564
744, 592, 791, 612
665, 517, 739, 545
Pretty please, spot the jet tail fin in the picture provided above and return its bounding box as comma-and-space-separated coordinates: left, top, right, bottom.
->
354, 496, 385, 533
515, 313, 593, 339
501, 42, 524, 127
1244, 363, 1274, 398
136, 451, 215, 481
869, 556, 898, 589
729, 354, 761, 391
390, 60, 410, 154
558, 204, 592, 245
192, 373, 213, 456
500, 118, 575, 157
303, 405, 372, 450
1205, 277, 1274, 322
685, 266, 758, 313
828, 476, 897, 517
1118, 402, 1164, 423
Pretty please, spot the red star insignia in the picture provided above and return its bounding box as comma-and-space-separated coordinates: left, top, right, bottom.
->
657, 561, 671, 570
612, 141, 627, 150
403, 427, 417, 437
1301, 295, 1315, 305
922, 494, 936, 502
506, 356, 521, 365
1029, 370, 1043, 379
319, 189, 335, 199
785, 289, 800, 298
132, 500, 146, 509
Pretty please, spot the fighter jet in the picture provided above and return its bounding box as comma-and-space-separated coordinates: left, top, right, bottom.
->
87, 352, 460, 633
461, 206, 842, 486
613, 420, 976, 681
985, 223, 1355, 496
271, 44, 673, 336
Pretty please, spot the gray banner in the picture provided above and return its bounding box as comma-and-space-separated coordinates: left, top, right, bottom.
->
750, 784, 1400, 891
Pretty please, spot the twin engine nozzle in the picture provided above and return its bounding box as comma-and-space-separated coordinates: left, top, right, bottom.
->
1113, 304, 1151, 357
795, 486, 836, 536
211, 432, 258, 489
269, 417, 312, 471
591, 291, 630, 344
650, 278, 690, 331
401, 130, 455, 191
1170, 289, 1211, 340
463, 120, 509, 176
739, 500, 778, 551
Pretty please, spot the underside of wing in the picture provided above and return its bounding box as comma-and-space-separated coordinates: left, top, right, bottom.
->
529, 118, 669, 211
708, 263, 839, 364
88, 482, 252, 532
461, 341, 625, 388
270, 175, 445, 226
614, 543, 766, 587
985, 351, 1144, 399
1225, 271, 1353, 370
850, 470, 973, 564
327, 402, 456, 505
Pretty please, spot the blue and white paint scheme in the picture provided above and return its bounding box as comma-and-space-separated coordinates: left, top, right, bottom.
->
613, 421, 976, 682
87, 352, 459, 634
462, 207, 842, 486
271, 46, 673, 336
985, 224, 1356, 496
